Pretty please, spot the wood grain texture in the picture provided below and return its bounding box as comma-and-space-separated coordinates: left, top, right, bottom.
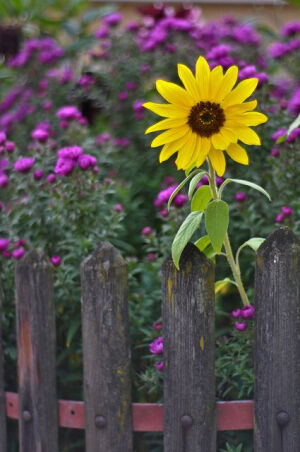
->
0, 284, 7, 452
162, 243, 216, 452
15, 250, 58, 452
81, 242, 133, 452
254, 228, 300, 452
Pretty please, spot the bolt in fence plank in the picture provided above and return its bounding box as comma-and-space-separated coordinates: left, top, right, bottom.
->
15, 251, 58, 452
0, 283, 7, 452
81, 242, 133, 452
162, 243, 216, 452
254, 228, 300, 452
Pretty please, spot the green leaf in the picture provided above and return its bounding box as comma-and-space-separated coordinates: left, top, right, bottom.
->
205, 200, 229, 254
219, 178, 271, 201
167, 169, 201, 210
215, 278, 236, 294
172, 211, 203, 269
194, 234, 210, 251
236, 237, 265, 265
66, 318, 81, 348
188, 170, 206, 199
191, 185, 212, 212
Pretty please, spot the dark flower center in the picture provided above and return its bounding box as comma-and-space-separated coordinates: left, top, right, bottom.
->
188, 101, 225, 137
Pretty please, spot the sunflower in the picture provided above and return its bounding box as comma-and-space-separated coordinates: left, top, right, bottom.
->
144, 56, 267, 176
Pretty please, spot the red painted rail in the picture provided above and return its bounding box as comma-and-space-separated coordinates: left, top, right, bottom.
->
5, 392, 253, 431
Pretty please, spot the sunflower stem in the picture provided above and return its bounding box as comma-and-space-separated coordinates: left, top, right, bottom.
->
207, 159, 250, 307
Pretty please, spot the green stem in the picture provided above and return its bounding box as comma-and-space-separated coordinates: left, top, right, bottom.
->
207, 159, 250, 306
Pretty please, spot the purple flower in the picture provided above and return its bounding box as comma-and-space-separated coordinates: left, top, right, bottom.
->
34, 170, 44, 180
14, 157, 35, 173
281, 21, 300, 37
94, 26, 109, 39
156, 361, 164, 372
118, 92, 128, 101
31, 128, 49, 142
50, 255, 61, 267
234, 321, 247, 332
154, 184, 178, 207
231, 309, 241, 319
77, 154, 97, 170
149, 337, 163, 355
271, 129, 287, 141
2, 250, 11, 258
147, 253, 156, 261
0, 159, 9, 171
5, 141, 15, 152
56, 106, 81, 121
153, 322, 162, 330
288, 88, 300, 116
96, 132, 111, 145
271, 148, 280, 157
235, 192, 246, 202
142, 226, 152, 235
54, 157, 75, 176
133, 100, 145, 112
241, 305, 255, 319
269, 42, 290, 59
0, 238, 10, 251
287, 127, 300, 143
127, 21, 139, 32
233, 24, 260, 45
58, 146, 83, 160
12, 247, 25, 260
0, 132, 6, 144
104, 12, 122, 26
126, 81, 137, 91
0, 173, 8, 188
282, 206, 292, 216
174, 194, 188, 207
47, 174, 56, 183
114, 203, 123, 212
276, 213, 284, 223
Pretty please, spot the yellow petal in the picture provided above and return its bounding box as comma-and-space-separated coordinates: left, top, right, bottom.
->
143, 102, 189, 118
225, 100, 258, 114
175, 132, 197, 169
151, 126, 189, 147
234, 111, 268, 126
177, 63, 199, 100
211, 133, 227, 150
222, 78, 258, 108
209, 148, 226, 176
159, 129, 191, 162
209, 65, 223, 100
159, 143, 179, 162
220, 127, 237, 143
195, 136, 210, 167
226, 143, 249, 165
156, 80, 194, 107
195, 56, 210, 100
214, 66, 238, 103
145, 118, 187, 134
235, 127, 261, 145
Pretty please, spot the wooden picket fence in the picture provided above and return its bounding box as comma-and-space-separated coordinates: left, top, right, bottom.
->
0, 227, 300, 451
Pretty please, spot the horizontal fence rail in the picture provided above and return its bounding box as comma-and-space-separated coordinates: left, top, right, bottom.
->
5, 392, 254, 431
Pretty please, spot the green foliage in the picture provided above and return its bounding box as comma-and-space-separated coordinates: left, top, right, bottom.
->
171, 211, 203, 268
205, 200, 229, 254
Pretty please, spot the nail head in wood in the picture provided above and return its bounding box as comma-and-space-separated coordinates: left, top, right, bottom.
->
181, 414, 193, 431
95, 415, 106, 429
22, 410, 32, 422
276, 411, 290, 428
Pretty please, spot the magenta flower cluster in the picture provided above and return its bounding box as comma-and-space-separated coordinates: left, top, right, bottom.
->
276, 206, 293, 224
56, 106, 87, 129
54, 146, 97, 176
231, 305, 255, 331
0, 238, 26, 260
149, 336, 164, 372
9, 37, 64, 68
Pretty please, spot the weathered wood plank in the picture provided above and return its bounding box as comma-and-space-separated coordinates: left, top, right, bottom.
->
81, 242, 133, 452
162, 243, 216, 451
254, 228, 300, 452
15, 251, 58, 452
0, 283, 7, 451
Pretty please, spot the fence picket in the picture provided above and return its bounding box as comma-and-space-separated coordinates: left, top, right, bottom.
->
162, 243, 216, 451
15, 250, 58, 452
254, 228, 300, 452
81, 242, 133, 452
0, 284, 7, 452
